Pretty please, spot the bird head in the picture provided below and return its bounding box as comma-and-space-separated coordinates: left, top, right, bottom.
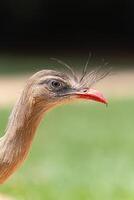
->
27, 69, 108, 110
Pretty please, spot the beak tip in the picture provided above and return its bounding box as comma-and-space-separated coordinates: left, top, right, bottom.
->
103, 98, 108, 105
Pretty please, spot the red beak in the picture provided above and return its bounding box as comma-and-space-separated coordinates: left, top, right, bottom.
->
75, 88, 108, 105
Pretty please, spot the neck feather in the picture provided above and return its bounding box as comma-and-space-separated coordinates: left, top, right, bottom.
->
0, 88, 46, 183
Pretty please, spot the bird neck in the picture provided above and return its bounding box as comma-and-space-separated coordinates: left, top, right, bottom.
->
0, 90, 47, 183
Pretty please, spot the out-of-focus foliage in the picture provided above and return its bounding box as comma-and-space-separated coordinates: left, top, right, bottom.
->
0, 54, 133, 75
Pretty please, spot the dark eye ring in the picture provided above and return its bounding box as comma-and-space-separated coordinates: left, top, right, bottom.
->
51, 80, 62, 89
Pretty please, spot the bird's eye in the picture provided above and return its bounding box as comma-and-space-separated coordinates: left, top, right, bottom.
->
50, 80, 62, 89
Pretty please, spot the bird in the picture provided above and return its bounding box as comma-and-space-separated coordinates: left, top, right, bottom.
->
0, 67, 109, 184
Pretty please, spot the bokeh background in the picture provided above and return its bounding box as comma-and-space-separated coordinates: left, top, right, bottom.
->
0, 1, 134, 200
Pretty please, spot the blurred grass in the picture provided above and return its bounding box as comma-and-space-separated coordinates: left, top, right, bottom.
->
0, 100, 134, 200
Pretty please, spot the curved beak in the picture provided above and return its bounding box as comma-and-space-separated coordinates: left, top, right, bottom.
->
73, 88, 108, 105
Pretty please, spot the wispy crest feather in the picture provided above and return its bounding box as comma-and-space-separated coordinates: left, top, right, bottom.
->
79, 56, 112, 88
50, 57, 112, 88
80, 66, 112, 88
50, 58, 78, 82
80, 52, 92, 82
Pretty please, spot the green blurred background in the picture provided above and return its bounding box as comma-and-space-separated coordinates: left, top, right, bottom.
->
1, 99, 134, 200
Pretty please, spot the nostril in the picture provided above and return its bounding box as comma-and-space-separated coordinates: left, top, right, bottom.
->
83, 88, 88, 93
